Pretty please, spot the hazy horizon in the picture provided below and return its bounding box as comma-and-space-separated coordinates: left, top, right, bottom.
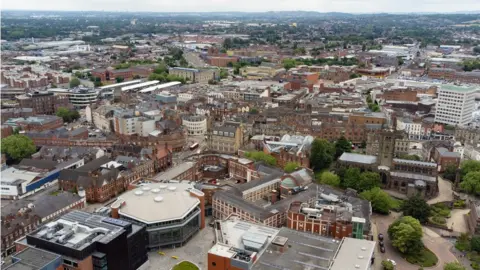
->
2, 0, 480, 14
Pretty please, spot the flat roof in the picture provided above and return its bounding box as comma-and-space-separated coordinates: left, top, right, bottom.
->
339, 153, 377, 164
139, 81, 182, 93
439, 84, 479, 93
99, 79, 142, 90
253, 227, 341, 270
1, 167, 41, 184
153, 162, 196, 180
116, 182, 201, 224
4, 247, 61, 270
121, 80, 159, 91
329, 237, 376, 270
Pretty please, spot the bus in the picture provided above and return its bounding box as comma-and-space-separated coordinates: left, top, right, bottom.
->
189, 142, 199, 151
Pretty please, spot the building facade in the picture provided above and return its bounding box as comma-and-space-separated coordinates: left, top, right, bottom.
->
182, 115, 208, 136
434, 85, 477, 126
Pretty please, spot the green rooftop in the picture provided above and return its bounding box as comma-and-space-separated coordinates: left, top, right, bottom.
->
440, 84, 479, 93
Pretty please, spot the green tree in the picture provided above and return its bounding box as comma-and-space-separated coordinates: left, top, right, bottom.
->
282, 59, 297, 70
460, 171, 480, 195
335, 136, 352, 159
343, 167, 361, 189
74, 71, 83, 78
401, 195, 431, 224
284, 162, 300, 173
444, 262, 466, 270
471, 236, 480, 252
133, 75, 141, 79
461, 160, 480, 176
443, 164, 458, 181
56, 107, 80, 123
245, 151, 276, 166
382, 260, 394, 270
115, 76, 124, 83
358, 171, 381, 192
1, 135, 37, 161
219, 69, 228, 79
318, 171, 340, 187
69, 77, 81, 88
360, 187, 395, 214
388, 216, 423, 254
310, 139, 335, 171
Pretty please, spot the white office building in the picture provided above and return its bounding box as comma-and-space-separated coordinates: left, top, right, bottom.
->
182, 115, 207, 136
396, 117, 423, 139
434, 85, 478, 126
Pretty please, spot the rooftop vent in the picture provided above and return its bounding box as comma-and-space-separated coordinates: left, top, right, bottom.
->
134, 190, 144, 196
154, 196, 164, 202
168, 186, 177, 191
361, 247, 366, 251
151, 188, 160, 193
142, 186, 151, 191
358, 255, 364, 259
159, 185, 167, 189
355, 265, 360, 268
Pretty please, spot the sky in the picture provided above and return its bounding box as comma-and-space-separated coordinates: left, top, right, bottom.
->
2, 0, 480, 14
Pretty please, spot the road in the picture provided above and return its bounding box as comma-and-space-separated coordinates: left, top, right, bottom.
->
373, 213, 458, 270
184, 51, 208, 68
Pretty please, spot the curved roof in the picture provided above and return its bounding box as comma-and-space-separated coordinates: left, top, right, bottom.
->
281, 176, 297, 188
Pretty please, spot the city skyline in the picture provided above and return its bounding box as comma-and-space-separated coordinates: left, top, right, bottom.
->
2, 0, 480, 14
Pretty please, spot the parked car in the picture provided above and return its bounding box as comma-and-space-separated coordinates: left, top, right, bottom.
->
379, 241, 384, 247
380, 246, 386, 253
378, 233, 384, 241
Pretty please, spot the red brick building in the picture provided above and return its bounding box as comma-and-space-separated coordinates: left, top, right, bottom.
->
207, 56, 239, 67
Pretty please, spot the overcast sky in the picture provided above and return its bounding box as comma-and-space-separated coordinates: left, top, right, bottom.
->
2, 0, 480, 13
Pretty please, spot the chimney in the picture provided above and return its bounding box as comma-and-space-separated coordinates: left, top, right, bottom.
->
271, 190, 278, 204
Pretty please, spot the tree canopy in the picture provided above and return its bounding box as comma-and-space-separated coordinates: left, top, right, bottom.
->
334, 136, 351, 159
310, 139, 335, 171
1, 135, 37, 162
443, 164, 458, 181
69, 77, 81, 88
381, 260, 394, 270
444, 262, 466, 270
318, 171, 341, 187
284, 162, 300, 173
401, 195, 431, 224
245, 151, 276, 166
461, 160, 480, 176
360, 187, 396, 214
342, 168, 380, 192
56, 107, 80, 123
460, 171, 480, 195
388, 216, 423, 254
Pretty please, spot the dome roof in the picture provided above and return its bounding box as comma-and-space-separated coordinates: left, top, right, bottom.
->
281, 177, 297, 188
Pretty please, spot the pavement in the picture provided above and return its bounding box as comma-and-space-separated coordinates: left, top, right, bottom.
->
447, 209, 470, 233
147, 218, 215, 270
427, 176, 454, 205
373, 213, 459, 270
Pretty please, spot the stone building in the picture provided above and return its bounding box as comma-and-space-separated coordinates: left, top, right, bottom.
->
338, 131, 439, 198
208, 121, 247, 154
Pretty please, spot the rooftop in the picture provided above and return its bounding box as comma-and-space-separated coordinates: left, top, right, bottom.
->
153, 162, 196, 180
114, 182, 202, 224
439, 84, 479, 93
338, 153, 377, 165
252, 227, 341, 270
3, 247, 61, 270
329, 237, 376, 270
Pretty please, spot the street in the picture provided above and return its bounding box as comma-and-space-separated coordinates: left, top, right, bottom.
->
184, 51, 208, 68
373, 212, 458, 270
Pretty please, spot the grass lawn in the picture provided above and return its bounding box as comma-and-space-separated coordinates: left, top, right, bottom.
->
172, 261, 199, 270
404, 247, 438, 267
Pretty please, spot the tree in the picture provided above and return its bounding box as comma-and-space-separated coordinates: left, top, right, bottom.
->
56, 107, 80, 123
115, 76, 124, 83
471, 236, 480, 252
1, 135, 37, 161
401, 195, 431, 223
318, 172, 340, 187
219, 69, 228, 79
357, 171, 381, 192
133, 75, 141, 79
443, 164, 458, 181
335, 136, 351, 159
343, 167, 361, 189
310, 139, 335, 171
460, 171, 480, 195
360, 187, 395, 214
245, 151, 276, 166
461, 160, 480, 176
382, 260, 394, 270
284, 162, 300, 173
444, 262, 466, 270
249, 108, 258, 114
474, 46, 480, 55
69, 77, 81, 88
282, 59, 297, 70
388, 216, 423, 254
